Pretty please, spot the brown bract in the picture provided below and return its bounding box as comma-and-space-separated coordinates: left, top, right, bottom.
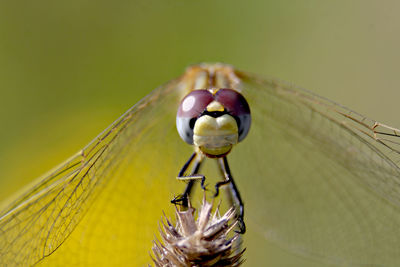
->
151, 199, 245, 267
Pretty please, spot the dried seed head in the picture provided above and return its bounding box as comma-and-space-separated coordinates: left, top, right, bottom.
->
151, 198, 245, 267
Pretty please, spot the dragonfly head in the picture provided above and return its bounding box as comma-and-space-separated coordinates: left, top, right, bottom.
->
176, 88, 251, 158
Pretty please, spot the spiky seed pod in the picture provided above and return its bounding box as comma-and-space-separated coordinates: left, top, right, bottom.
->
151, 198, 245, 267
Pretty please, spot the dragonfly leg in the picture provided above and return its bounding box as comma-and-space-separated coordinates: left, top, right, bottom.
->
216, 156, 246, 234
171, 152, 205, 207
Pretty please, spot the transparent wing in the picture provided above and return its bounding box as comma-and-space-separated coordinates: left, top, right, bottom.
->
2, 67, 400, 267
0, 79, 182, 266
233, 71, 400, 267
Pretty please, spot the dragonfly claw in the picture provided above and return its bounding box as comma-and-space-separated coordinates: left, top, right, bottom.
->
171, 194, 189, 207
234, 216, 246, 234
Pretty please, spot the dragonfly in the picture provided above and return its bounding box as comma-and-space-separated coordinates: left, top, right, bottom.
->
1, 63, 400, 266
171, 68, 251, 234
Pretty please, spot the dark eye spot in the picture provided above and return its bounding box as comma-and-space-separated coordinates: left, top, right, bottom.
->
189, 118, 196, 129
234, 116, 242, 132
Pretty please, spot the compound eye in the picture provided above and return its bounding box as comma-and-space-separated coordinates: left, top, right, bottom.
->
215, 89, 251, 142
176, 90, 214, 144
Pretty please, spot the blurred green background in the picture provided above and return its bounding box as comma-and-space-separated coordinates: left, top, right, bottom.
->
0, 0, 399, 231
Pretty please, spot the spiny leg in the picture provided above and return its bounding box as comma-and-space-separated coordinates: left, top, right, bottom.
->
171, 152, 205, 207
216, 156, 246, 234
178, 156, 205, 207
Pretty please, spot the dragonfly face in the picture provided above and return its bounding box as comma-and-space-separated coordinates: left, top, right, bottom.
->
176, 88, 251, 157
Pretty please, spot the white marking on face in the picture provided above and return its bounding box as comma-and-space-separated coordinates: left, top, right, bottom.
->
182, 95, 196, 112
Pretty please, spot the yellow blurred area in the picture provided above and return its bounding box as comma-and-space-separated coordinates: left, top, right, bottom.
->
35, 155, 173, 266
1, 1, 400, 266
